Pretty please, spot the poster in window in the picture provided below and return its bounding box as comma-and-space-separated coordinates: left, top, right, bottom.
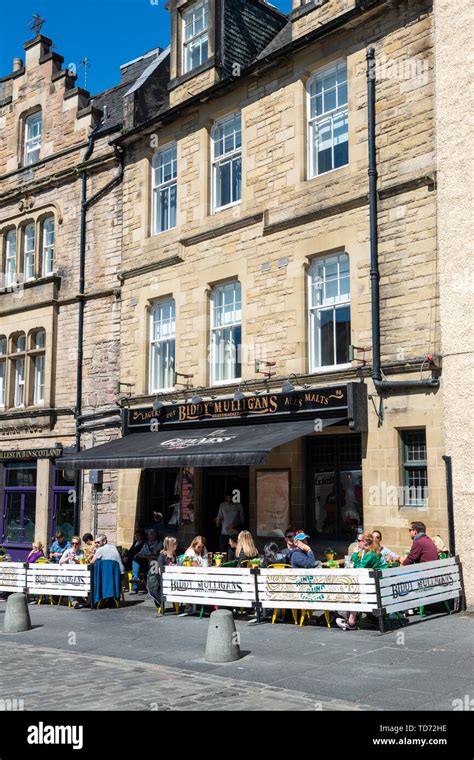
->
257, 470, 290, 537
314, 471, 336, 534
179, 467, 194, 525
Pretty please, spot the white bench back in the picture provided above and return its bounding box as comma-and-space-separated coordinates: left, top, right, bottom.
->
162, 565, 255, 608
257, 567, 378, 612
379, 557, 461, 614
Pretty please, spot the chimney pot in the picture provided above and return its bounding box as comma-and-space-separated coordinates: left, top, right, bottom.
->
13, 58, 23, 72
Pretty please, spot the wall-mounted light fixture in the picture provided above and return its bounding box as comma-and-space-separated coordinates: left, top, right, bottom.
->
282, 373, 298, 393
116, 381, 134, 396
152, 397, 164, 411
348, 345, 370, 364
255, 359, 276, 381
174, 370, 194, 390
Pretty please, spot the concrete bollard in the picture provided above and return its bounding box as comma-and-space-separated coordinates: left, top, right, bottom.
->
205, 609, 241, 663
3, 593, 32, 633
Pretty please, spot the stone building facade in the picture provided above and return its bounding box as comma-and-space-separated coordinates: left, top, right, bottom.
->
0, 33, 131, 556
5, 0, 470, 604
61, 0, 455, 567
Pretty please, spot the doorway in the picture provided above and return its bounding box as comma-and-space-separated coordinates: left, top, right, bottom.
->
202, 468, 249, 551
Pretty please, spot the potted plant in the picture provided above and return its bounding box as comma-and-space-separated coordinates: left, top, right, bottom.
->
324, 547, 336, 561
213, 553, 223, 567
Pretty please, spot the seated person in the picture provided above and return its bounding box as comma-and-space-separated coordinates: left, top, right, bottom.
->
336, 533, 387, 631
91, 534, 124, 573
261, 542, 287, 568
59, 536, 85, 565
347, 528, 364, 557
135, 530, 162, 564
184, 536, 209, 566
49, 532, 71, 563
59, 537, 86, 608
401, 522, 439, 565
227, 533, 239, 562
126, 529, 148, 593
26, 540, 44, 563
147, 537, 178, 609
372, 530, 398, 562
82, 533, 96, 561
235, 530, 259, 567
288, 532, 320, 569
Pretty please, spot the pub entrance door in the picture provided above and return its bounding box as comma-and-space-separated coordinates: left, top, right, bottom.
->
202, 468, 249, 552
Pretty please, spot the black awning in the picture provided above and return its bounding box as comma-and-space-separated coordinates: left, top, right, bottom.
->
56, 418, 345, 470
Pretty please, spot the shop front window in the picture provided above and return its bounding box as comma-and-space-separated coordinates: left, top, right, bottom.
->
51, 466, 76, 542
2, 463, 37, 546
308, 435, 362, 540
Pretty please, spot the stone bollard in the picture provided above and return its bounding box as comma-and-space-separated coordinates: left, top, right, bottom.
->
3, 593, 32, 633
205, 609, 241, 663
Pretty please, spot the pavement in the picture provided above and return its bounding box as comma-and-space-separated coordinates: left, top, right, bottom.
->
0, 596, 472, 712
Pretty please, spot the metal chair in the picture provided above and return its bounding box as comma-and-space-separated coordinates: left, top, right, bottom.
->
266, 564, 299, 624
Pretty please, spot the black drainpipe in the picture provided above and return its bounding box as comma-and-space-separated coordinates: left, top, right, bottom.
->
74, 129, 124, 533
366, 47, 439, 394
442, 455, 456, 556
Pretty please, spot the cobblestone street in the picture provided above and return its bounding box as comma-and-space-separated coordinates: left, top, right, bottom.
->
0, 600, 472, 711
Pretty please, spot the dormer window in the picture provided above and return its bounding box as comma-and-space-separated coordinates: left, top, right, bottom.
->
24, 111, 42, 166
183, 0, 209, 74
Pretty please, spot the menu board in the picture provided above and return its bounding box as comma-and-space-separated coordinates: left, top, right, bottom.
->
257, 469, 290, 537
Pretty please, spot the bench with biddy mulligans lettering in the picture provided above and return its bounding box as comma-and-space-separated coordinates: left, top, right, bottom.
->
0, 563, 93, 608
161, 565, 261, 619
162, 557, 465, 633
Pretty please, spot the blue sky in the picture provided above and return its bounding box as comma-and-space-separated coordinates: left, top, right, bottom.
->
1, 0, 292, 95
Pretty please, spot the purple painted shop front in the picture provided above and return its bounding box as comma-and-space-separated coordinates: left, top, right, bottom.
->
0, 460, 76, 561
1, 461, 36, 561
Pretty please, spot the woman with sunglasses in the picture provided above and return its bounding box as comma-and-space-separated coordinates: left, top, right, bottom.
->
336, 532, 387, 630
59, 537, 85, 608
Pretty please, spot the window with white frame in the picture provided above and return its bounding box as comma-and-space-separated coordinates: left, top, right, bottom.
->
33, 330, 46, 405
401, 430, 428, 507
308, 61, 348, 178
5, 230, 17, 287
42, 217, 55, 275
24, 112, 42, 166
24, 223, 35, 281
309, 253, 350, 370
152, 144, 177, 234
183, 0, 209, 74
212, 112, 242, 212
0, 337, 6, 407
13, 334, 26, 408
210, 282, 242, 384
150, 300, 176, 392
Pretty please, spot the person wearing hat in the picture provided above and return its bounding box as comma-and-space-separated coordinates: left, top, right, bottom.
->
288, 532, 320, 569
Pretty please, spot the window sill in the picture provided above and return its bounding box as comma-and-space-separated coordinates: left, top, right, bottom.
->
211, 379, 242, 388
212, 200, 242, 215
310, 363, 352, 374
307, 162, 349, 184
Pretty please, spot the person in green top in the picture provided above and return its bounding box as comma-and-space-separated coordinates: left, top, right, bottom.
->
337, 532, 387, 630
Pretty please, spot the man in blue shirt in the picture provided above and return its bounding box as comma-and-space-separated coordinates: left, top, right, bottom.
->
49, 532, 71, 563
289, 532, 320, 569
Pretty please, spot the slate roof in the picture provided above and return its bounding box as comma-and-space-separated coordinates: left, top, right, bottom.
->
90, 2, 291, 133
256, 20, 292, 60
90, 48, 165, 134
90, 81, 130, 133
